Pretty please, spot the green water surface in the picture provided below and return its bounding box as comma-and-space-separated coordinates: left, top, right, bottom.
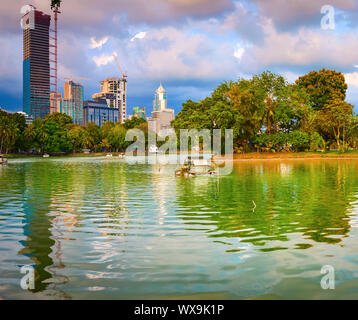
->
0, 157, 358, 299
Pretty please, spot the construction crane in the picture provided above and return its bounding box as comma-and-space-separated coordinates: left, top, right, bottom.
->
63, 76, 91, 82
50, 0, 61, 113
112, 54, 128, 80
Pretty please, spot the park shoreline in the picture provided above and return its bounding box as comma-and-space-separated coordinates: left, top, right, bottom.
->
4, 151, 358, 161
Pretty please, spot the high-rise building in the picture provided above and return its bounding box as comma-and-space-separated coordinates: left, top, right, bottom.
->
92, 78, 127, 123
148, 84, 175, 137
133, 106, 146, 119
153, 83, 167, 111
50, 81, 84, 125
64, 81, 84, 125
22, 8, 51, 119
83, 100, 119, 126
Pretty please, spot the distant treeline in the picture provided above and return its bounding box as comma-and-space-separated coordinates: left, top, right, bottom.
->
0, 110, 147, 154
1, 68, 358, 155
172, 69, 358, 153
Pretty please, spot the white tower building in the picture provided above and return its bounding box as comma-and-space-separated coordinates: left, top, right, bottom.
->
153, 83, 167, 111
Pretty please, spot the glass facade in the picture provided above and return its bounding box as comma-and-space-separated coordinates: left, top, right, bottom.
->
83, 101, 119, 126
22, 10, 51, 119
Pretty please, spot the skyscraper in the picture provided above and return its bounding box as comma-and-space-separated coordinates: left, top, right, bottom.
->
92, 78, 127, 123
63, 81, 84, 125
51, 81, 84, 125
148, 83, 175, 137
153, 83, 167, 111
132, 106, 146, 119
22, 8, 51, 119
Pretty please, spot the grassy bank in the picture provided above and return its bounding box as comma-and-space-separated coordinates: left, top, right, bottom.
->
4, 150, 358, 160
233, 150, 358, 160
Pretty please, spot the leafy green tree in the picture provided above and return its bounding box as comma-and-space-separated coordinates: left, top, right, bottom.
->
0, 110, 26, 154
101, 121, 115, 151
84, 122, 102, 152
288, 131, 310, 152
317, 99, 354, 147
123, 117, 146, 130
42, 120, 73, 154
107, 124, 128, 152
251, 71, 287, 135
296, 69, 347, 110
346, 116, 358, 149
68, 125, 88, 153
101, 121, 115, 139
310, 132, 325, 152
45, 112, 73, 126
227, 79, 263, 141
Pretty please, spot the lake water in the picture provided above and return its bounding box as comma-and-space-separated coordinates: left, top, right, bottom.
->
0, 157, 358, 299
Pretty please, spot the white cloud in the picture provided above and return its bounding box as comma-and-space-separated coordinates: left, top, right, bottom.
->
130, 32, 147, 42
90, 36, 109, 49
234, 45, 245, 60
123, 26, 237, 80
244, 20, 358, 69
93, 53, 115, 67
345, 72, 358, 87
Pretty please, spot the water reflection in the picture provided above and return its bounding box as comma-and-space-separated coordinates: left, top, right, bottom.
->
175, 160, 358, 249
0, 158, 358, 299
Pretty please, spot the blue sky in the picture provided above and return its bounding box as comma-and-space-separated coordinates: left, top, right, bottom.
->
1, 0, 358, 115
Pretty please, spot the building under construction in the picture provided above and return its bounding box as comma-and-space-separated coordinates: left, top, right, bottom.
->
92, 78, 127, 123
22, 8, 51, 119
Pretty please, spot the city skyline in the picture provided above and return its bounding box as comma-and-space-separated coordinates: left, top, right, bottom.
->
0, 0, 358, 115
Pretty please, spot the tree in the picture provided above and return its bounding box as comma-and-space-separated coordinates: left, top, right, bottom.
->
68, 125, 88, 153
227, 79, 263, 141
123, 117, 146, 130
251, 71, 287, 135
346, 116, 358, 149
45, 112, 73, 126
296, 69, 347, 110
42, 120, 72, 154
0, 110, 26, 154
228, 72, 306, 139
317, 99, 354, 147
107, 124, 128, 152
101, 121, 115, 139
101, 121, 115, 151
84, 122, 102, 152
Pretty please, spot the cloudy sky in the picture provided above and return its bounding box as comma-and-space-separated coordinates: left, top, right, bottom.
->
1, 0, 358, 115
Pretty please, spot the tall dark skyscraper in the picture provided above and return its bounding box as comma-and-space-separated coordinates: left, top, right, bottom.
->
22, 8, 51, 119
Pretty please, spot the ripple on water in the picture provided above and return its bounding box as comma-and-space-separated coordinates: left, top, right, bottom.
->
0, 158, 358, 299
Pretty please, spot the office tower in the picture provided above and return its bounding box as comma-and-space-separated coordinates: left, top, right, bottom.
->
153, 83, 167, 111
92, 78, 127, 123
148, 83, 175, 137
63, 81, 84, 125
133, 106, 146, 119
83, 100, 119, 126
22, 8, 51, 119
51, 81, 84, 125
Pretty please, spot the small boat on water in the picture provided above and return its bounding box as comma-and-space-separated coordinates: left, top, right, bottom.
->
106, 154, 113, 157
43, 153, 50, 158
149, 145, 159, 154
0, 155, 8, 165
175, 155, 216, 177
